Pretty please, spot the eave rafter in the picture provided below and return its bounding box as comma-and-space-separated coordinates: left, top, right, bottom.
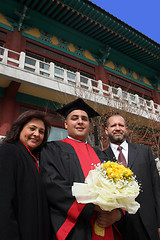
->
50, 0, 160, 68
2, 0, 160, 73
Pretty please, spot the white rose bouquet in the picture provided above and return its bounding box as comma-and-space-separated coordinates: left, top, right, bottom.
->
72, 161, 140, 214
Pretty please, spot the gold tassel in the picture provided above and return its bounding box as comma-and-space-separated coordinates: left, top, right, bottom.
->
94, 222, 105, 237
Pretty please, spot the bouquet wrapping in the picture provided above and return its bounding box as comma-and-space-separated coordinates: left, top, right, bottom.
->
72, 161, 140, 214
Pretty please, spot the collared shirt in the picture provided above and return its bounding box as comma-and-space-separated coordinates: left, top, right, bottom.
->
67, 136, 87, 144
110, 140, 128, 164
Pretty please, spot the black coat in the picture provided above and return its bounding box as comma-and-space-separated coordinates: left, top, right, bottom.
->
98, 143, 160, 240
0, 141, 51, 240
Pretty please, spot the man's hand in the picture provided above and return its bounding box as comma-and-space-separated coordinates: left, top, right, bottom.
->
94, 206, 122, 228
158, 227, 160, 239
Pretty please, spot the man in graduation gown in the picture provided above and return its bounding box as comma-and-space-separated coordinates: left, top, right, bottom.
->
97, 114, 160, 240
40, 98, 124, 240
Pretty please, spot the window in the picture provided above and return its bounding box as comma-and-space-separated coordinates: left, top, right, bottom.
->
0, 40, 5, 57
26, 41, 95, 73
107, 73, 152, 100
25, 50, 95, 84
48, 126, 68, 141
0, 40, 5, 47
0, 30, 7, 39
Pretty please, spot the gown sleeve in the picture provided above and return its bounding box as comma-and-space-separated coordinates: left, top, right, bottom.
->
0, 144, 19, 239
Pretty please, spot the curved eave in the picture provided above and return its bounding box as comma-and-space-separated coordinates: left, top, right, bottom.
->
2, 0, 160, 73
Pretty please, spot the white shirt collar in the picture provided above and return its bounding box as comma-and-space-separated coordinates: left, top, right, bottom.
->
110, 140, 128, 163
110, 140, 128, 151
67, 136, 87, 144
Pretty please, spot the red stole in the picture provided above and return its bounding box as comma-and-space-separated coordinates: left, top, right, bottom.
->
21, 141, 40, 173
62, 138, 100, 177
61, 138, 116, 240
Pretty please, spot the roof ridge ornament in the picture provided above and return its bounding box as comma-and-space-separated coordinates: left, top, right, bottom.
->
98, 45, 111, 64
15, 5, 29, 32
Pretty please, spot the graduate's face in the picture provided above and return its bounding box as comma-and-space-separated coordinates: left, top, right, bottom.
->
105, 115, 128, 144
19, 118, 45, 152
64, 110, 90, 142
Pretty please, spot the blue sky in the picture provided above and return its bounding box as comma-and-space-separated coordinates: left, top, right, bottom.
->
90, 0, 160, 44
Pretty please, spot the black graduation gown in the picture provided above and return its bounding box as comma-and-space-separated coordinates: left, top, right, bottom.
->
40, 140, 96, 240
0, 141, 51, 240
40, 140, 124, 240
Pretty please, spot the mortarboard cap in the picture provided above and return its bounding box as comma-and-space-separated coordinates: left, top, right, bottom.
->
56, 98, 100, 118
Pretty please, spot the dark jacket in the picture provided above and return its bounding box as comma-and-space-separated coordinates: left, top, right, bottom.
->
98, 143, 160, 240
0, 141, 51, 240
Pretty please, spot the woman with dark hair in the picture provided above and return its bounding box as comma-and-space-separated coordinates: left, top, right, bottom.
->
0, 110, 51, 240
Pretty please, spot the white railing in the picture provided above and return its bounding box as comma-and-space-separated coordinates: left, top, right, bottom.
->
0, 46, 160, 120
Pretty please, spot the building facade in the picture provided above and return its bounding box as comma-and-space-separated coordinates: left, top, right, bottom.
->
0, 0, 160, 157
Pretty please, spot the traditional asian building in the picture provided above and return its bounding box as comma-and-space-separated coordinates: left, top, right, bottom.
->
0, 0, 160, 158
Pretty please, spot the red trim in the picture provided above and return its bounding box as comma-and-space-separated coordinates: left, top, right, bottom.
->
20, 141, 40, 173
56, 201, 85, 240
56, 138, 101, 239
57, 139, 124, 240
67, 200, 85, 220
62, 138, 101, 178
112, 209, 125, 240
113, 225, 122, 240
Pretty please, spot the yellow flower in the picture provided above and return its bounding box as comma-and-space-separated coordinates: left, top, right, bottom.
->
72, 161, 140, 215
102, 161, 133, 182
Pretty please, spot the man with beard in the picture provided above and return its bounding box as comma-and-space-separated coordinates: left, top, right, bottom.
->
98, 114, 160, 240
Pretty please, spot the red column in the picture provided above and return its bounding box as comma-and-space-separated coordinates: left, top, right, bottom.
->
5, 28, 23, 67
6, 27, 22, 52
152, 87, 160, 104
0, 81, 21, 136
95, 62, 108, 84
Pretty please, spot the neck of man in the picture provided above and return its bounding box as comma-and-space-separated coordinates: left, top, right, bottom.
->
68, 135, 87, 143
